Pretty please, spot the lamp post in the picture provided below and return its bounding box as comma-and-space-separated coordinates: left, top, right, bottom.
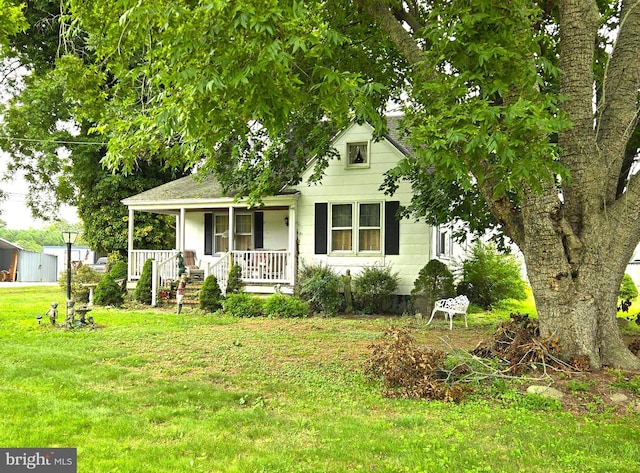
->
61, 231, 79, 301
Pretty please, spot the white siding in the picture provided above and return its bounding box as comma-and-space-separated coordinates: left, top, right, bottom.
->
292, 122, 435, 295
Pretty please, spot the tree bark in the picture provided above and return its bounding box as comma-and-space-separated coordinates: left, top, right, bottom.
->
519, 179, 640, 369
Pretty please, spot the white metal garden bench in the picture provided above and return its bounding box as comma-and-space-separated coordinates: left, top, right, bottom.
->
426, 295, 470, 330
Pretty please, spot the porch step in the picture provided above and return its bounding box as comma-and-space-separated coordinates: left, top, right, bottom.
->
160, 281, 203, 307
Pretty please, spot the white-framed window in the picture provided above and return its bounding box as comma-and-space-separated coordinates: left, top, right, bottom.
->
214, 214, 229, 253
212, 212, 253, 253
346, 142, 369, 168
330, 202, 382, 253
235, 213, 253, 250
435, 227, 452, 257
358, 203, 381, 251
331, 204, 353, 251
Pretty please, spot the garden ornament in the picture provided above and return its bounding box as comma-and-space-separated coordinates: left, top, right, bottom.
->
176, 274, 187, 314
46, 302, 58, 325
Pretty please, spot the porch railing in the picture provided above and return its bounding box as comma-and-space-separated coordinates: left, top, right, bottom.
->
130, 250, 179, 280
206, 253, 231, 294
207, 250, 292, 293
132, 249, 293, 303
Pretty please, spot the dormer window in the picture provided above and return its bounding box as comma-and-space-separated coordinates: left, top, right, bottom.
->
347, 142, 369, 168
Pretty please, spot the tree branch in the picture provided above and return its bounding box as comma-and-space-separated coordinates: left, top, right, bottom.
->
596, 0, 640, 202
353, 0, 429, 71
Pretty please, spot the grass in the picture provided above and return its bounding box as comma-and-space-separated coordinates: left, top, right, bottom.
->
1, 285, 639, 472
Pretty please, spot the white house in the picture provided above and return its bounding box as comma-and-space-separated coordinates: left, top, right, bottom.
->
121, 118, 467, 302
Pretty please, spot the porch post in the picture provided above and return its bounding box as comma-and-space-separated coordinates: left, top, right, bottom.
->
288, 203, 297, 285
228, 206, 235, 251
179, 208, 186, 252
128, 208, 134, 281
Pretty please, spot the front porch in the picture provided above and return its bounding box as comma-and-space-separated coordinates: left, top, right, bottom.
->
122, 174, 300, 305
129, 249, 295, 305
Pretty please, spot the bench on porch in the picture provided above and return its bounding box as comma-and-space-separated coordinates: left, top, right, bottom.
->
426, 295, 470, 330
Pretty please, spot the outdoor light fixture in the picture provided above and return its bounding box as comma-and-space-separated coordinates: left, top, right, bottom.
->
284, 216, 289, 227
61, 231, 79, 302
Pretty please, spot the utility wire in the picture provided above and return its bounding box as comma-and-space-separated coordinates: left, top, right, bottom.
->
0, 136, 107, 146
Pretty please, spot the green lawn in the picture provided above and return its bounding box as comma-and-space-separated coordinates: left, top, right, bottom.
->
1, 285, 639, 472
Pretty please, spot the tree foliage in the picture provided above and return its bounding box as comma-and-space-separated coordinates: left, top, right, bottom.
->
458, 241, 527, 310
0, 0, 26, 50
20, 0, 640, 367
0, 219, 83, 251
0, 0, 183, 252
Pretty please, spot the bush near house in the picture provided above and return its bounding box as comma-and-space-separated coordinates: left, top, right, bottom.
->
353, 266, 400, 314
412, 259, 456, 316
457, 241, 527, 310
226, 264, 244, 294
221, 293, 264, 318
133, 259, 153, 305
58, 265, 102, 302
199, 275, 223, 313
298, 262, 342, 316
263, 293, 309, 318
94, 273, 124, 307
109, 260, 128, 281
619, 274, 639, 301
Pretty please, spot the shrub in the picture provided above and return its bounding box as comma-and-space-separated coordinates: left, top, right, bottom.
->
412, 259, 456, 316
222, 293, 264, 318
199, 275, 223, 312
58, 265, 102, 302
109, 260, 128, 281
353, 265, 400, 314
94, 274, 124, 306
457, 241, 527, 309
133, 259, 153, 305
263, 293, 309, 318
226, 264, 243, 294
619, 273, 638, 301
298, 262, 342, 316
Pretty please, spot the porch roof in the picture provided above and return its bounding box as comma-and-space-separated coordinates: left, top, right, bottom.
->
122, 174, 299, 210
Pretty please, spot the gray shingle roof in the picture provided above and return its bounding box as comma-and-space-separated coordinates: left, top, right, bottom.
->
122, 174, 234, 203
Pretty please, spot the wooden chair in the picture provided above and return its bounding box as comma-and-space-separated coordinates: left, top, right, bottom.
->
183, 250, 204, 281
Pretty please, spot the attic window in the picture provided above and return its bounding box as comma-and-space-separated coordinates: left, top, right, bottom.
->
347, 142, 369, 167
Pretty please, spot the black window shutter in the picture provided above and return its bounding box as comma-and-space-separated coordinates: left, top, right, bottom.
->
384, 201, 400, 255
204, 213, 213, 255
314, 203, 328, 254
254, 212, 264, 249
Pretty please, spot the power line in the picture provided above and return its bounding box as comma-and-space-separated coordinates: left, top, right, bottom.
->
0, 136, 107, 146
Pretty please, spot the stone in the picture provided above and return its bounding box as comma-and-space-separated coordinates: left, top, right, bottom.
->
526, 385, 564, 401
609, 393, 628, 404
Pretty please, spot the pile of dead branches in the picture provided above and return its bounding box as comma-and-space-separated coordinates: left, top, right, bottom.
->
471, 313, 586, 373
364, 327, 465, 402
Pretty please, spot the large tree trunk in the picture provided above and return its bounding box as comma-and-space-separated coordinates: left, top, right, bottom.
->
520, 186, 640, 370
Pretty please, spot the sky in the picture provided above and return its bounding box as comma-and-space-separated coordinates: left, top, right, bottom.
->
0, 152, 78, 230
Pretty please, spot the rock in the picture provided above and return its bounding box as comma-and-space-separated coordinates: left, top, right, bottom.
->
609, 393, 628, 404
526, 385, 564, 401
